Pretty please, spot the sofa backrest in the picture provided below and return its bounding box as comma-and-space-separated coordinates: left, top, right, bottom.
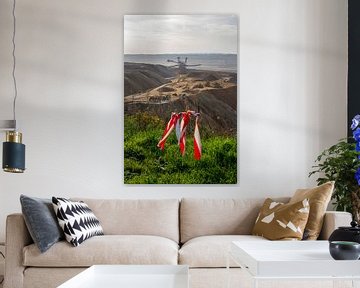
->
180, 198, 289, 243
73, 198, 180, 243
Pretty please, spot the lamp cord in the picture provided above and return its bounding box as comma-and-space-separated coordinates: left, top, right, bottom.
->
12, 0, 18, 130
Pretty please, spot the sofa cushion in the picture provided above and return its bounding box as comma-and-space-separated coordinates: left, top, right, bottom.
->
179, 235, 267, 268
180, 198, 289, 243
20, 195, 64, 253
52, 197, 104, 247
72, 198, 179, 243
23, 235, 178, 267
252, 198, 310, 240
290, 181, 334, 240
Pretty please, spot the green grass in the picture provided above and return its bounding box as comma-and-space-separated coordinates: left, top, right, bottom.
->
124, 113, 237, 184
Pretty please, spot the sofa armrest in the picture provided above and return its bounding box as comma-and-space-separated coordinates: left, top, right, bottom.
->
318, 211, 352, 240
4, 213, 32, 288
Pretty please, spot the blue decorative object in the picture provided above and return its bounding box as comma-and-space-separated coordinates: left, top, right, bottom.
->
356, 142, 360, 152
351, 115, 360, 185
356, 168, 360, 186
351, 115, 360, 130
353, 128, 360, 142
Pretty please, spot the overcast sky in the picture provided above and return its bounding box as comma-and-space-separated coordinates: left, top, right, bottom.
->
124, 15, 237, 54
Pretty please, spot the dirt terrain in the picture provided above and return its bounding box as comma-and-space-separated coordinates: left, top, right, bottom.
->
124, 63, 237, 135
124, 62, 176, 96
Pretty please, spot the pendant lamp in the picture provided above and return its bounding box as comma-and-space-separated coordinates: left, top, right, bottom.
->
1, 0, 26, 173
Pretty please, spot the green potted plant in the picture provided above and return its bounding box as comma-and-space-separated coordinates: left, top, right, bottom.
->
309, 115, 360, 222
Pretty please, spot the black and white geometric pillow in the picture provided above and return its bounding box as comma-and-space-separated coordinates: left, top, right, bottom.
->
52, 197, 104, 247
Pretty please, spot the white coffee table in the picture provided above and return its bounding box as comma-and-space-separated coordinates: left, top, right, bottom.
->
228, 241, 360, 288
58, 265, 189, 288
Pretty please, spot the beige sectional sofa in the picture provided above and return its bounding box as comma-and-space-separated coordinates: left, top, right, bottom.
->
4, 198, 352, 288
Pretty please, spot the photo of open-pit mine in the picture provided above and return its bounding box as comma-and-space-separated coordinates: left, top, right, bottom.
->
124, 15, 237, 184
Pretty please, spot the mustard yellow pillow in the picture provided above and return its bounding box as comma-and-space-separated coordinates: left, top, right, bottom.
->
289, 181, 334, 240
252, 198, 310, 240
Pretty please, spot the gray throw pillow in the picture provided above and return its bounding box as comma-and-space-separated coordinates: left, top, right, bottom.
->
20, 195, 64, 253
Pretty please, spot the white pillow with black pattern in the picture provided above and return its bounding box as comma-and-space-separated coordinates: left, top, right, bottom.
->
52, 197, 104, 247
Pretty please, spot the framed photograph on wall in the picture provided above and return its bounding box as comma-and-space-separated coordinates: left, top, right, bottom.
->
124, 15, 237, 184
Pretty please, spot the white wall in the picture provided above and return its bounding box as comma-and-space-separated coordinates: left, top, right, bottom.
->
0, 0, 347, 242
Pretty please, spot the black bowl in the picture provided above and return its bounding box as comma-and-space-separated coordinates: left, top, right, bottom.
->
329, 241, 360, 260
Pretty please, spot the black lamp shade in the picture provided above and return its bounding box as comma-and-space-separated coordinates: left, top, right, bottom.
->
3, 141, 25, 173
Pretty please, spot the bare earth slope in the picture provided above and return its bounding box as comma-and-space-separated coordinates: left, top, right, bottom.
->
124, 63, 237, 135
124, 62, 176, 96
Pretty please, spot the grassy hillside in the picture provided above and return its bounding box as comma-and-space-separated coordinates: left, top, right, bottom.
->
124, 113, 237, 184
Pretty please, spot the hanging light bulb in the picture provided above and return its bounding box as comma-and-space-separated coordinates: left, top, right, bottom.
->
1, 0, 26, 173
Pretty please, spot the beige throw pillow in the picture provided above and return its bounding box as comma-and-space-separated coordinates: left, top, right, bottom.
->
289, 181, 334, 240
252, 198, 310, 240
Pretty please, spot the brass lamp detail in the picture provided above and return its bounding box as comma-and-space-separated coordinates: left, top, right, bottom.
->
6, 130, 22, 143
2, 131, 25, 173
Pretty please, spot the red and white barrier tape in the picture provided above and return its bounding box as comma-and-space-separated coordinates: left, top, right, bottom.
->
157, 111, 202, 160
